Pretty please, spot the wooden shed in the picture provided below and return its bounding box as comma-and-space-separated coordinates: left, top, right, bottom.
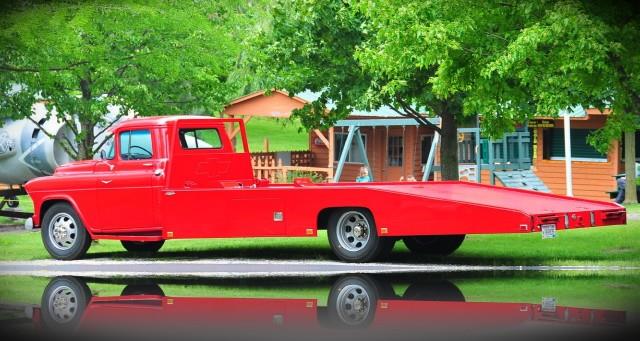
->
529, 108, 637, 201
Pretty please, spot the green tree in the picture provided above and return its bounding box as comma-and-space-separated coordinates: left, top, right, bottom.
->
0, 0, 259, 159
489, 0, 639, 203
261, 0, 638, 186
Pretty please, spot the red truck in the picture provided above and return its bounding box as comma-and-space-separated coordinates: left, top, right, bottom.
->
25, 116, 627, 261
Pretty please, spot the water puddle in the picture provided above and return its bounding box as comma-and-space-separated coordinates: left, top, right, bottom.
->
1, 273, 638, 340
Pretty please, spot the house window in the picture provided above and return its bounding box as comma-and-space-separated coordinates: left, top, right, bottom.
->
388, 136, 403, 166
542, 128, 606, 161
334, 132, 367, 163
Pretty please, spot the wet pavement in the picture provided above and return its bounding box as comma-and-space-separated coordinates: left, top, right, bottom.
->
1, 260, 638, 277
1, 272, 638, 340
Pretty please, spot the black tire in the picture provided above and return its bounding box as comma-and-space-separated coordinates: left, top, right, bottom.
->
327, 275, 382, 329
6, 195, 19, 208
40, 276, 91, 332
402, 235, 466, 256
41, 203, 92, 260
121, 240, 165, 253
403, 280, 466, 302
121, 284, 165, 296
328, 208, 395, 262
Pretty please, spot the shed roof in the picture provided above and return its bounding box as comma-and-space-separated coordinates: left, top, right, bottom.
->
225, 89, 420, 119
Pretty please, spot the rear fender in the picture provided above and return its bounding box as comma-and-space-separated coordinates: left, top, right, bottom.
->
317, 206, 378, 232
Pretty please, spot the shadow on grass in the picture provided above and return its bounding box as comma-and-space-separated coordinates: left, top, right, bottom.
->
84, 245, 632, 266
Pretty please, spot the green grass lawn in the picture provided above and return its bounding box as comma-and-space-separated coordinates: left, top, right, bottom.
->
242, 117, 308, 152
0, 196, 33, 226
626, 203, 640, 215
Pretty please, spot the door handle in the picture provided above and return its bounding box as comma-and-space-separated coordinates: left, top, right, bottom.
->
154, 169, 164, 177
142, 163, 154, 167
101, 180, 112, 184
165, 191, 176, 196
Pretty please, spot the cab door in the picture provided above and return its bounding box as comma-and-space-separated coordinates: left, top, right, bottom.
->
94, 129, 157, 230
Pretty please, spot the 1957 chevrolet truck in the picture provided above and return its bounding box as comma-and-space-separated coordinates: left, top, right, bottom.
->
25, 116, 627, 262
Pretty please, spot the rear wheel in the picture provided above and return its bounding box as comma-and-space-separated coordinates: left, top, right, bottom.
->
327, 275, 382, 328
403, 280, 466, 302
328, 209, 395, 262
41, 203, 92, 260
402, 235, 465, 256
121, 240, 165, 253
121, 283, 165, 296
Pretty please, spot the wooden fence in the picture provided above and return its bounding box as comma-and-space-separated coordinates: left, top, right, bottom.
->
251, 152, 332, 183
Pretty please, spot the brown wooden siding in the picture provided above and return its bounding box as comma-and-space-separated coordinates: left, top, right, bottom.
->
531, 111, 619, 202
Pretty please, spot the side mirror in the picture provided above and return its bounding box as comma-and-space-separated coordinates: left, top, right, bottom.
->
100, 150, 106, 160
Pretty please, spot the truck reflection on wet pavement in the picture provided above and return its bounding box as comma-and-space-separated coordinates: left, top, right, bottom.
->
1, 274, 637, 341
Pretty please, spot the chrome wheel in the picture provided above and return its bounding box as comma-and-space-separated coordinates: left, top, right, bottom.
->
335, 283, 372, 326
47, 285, 78, 324
48, 213, 78, 251
336, 211, 371, 252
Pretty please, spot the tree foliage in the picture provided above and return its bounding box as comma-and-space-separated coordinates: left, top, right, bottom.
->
260, 0, 638, 183
0, 0, 265, 159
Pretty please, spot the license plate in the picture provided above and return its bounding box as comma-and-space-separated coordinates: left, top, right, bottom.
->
541, 297, 557, 312
541, 224, 557, 239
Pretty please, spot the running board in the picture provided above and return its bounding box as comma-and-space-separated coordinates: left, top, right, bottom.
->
92, 229, 164, 241
92, 235, 164, 242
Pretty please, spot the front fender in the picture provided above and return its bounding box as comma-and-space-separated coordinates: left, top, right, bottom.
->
35, 194, 95, 238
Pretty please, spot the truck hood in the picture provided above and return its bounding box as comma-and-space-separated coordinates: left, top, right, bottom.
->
53, 160, 98, 175
24, 160, 97, 193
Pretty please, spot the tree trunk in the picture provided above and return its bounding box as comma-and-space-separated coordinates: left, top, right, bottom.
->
77, 78, 96, 160
624, 130, 638, 204
440, 108, 459, 181
77, 120, 95, 160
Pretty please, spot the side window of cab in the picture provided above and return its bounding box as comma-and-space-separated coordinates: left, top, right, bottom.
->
178, 128, 222, 149
119, 130, 153, 160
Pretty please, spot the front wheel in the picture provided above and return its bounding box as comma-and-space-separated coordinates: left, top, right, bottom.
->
40, 276, 91, 331
41, 203, 92, 260
402, 235, 465, 256
121, 240, 165, 253
328, 209, 395, 262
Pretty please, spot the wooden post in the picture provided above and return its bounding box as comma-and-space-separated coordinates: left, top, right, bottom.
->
263, 138, 270, 153
328, 127, 335, 181
279, 158, 286, 183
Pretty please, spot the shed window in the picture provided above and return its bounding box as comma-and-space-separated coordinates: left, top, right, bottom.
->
334, 132, 367, 163
542, 128, 606, 161
388, 136, 403, 166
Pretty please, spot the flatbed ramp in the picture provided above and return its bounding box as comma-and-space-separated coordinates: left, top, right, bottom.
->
374, 181, 620, 216
370, 181, 626, 233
